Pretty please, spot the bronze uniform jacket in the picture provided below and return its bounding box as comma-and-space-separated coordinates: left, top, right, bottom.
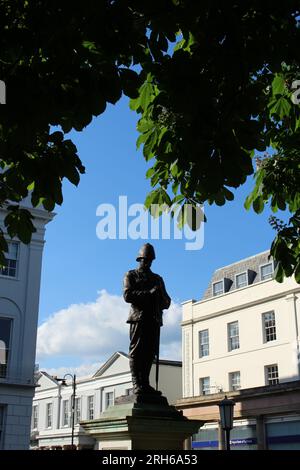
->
123, 269, 171, 325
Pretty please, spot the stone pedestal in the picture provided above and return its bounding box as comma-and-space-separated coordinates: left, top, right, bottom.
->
81, 395, 201, 450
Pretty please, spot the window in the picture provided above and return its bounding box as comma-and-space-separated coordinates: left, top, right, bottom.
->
229, 371, 241, 391
74, 397, 81, 425
265, 364, 279, 385
212, 281, 224, 296
32, 405, 38, 429
62, 400, 69, 426
0, 318, 12, 378
228, 321, 240, 351
260, 263, 273, 281
87, 396, 94, 420
46, 403, 52, 428
199, 329, 209, 357
105, 391, 114, 409
0, 242, 19, 278
263, 311, 276, 342
200, 377, 210, 395
125, 388, 133, 396
236, 272, 248, 289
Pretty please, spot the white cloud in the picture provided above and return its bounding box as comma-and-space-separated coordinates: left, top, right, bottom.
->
37, 290, 182, 376
43, 362, 101, 380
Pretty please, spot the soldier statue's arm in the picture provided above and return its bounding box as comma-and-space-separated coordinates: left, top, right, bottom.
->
123, 271, 153, 304
157, 276, 171, 310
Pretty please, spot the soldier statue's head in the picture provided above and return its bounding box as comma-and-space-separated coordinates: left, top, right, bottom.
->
136, 243, 156, 270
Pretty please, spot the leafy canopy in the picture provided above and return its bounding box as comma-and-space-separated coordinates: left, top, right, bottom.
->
0, 1, 299, 281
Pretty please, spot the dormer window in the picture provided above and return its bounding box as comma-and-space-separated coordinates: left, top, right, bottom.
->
212, 280, 224, 296
236, 272, 248, 289
212, 278, 232, 296
260, 262, 273, 281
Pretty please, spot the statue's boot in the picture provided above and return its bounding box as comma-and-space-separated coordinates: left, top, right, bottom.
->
141, 359, 160, 394
129, 358, 142, 394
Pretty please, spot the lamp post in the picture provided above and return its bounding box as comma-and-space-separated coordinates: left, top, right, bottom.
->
219, 395, 235, 451
56, 373, 76, 449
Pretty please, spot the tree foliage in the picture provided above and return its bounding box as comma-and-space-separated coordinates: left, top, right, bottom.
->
0, 1, 299, 281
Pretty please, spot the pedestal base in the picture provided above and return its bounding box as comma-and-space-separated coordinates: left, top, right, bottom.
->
81, 395, 201, 450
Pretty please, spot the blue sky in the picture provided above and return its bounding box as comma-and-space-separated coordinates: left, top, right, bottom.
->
36, 95, 278, 376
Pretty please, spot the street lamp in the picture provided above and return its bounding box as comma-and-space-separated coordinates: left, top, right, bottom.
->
56, 373, 76, 449
219, 395, 235, 451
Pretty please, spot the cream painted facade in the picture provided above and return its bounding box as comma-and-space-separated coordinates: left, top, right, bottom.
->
182, 251, 300, 398
179, 251, 300, 450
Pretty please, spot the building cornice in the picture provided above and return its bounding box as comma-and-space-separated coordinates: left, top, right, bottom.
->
182, 285, 300, 326
176, 380, 300, 408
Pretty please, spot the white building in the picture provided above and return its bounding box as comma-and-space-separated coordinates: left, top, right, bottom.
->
0, 201, 53, 449
179, 251, 300, 449
31, 351, 182, 449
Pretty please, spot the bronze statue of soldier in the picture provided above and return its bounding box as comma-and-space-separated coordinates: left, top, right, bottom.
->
123, 243, 171, 397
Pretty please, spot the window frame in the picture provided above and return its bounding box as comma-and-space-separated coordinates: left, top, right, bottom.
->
45, 402, 53, 429
104, 391, 114, 410
32, 404, 38, 430
260, 262, 274, 281
265, 364, 279, 386
0, 241, 20, 280
229, 371, 241, 391
62, 399, 69, 427
212, 280, 224, 297
235, 271, 248, 289
199, 329, 209, 358
74, 397, 81, 425
227, 321, 240, 352
262, 311, 277, 343
87, 395, 94, 421
200, 377, 210, 396
0, 318, 13, 379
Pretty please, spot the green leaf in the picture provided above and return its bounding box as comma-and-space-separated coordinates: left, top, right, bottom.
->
129, 96, 141, 111
143, 128, 158, 161
172, 181, 179, 195
137, 118, 152, 133
144, 190, 160, 209
244, 193, 253, 210
224, 188, 234, 201
136, 131, 149, 150
253, 195, 264, 214
119, 68, 141, 99
170, 161, 179, 177
295, 262, 300, 283
269, 96, 291, 119
82, 40, 97, 51
177, 205, 187, 229
214, 192, 226, 206
186, 205, 204, 231
139, 76, 156, 111
272, 74, 286, 96
64, 166, 80, 186
274, 261, 284, 283
43, 198, 55, 211
146, 167, 155, 179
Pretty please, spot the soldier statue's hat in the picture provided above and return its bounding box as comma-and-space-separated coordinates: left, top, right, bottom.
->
136, 243, 156, 261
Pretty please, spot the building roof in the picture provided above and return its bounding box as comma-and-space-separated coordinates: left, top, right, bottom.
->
202, 250, 272, 300
37, 351, 182, 388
